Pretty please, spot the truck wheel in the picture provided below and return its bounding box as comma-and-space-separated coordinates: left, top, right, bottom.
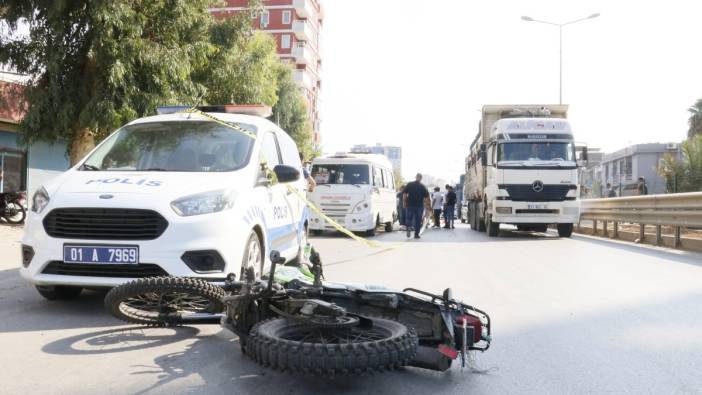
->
311, 229, 323, 236
245, 317, 418, 375
384, 220, 394, 232
487, 215, 500, 237
534, 225, 548, 233
36, 285, 82, 300
557, 223, 573, 238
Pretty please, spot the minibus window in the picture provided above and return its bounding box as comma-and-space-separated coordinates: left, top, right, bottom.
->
311, 164, 370, 185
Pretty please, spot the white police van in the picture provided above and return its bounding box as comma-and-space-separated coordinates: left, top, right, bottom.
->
20, 105, 308, 300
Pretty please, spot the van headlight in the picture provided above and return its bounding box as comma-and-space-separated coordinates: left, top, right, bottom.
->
353, 201, 369, 212
31, 187, 50, 214
171, 189, 237, 217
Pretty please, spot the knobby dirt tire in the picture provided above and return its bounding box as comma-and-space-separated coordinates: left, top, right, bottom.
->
104, 276, 225, 326
245, 317, 418, 375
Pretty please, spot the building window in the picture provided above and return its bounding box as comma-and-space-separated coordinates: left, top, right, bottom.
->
260, 11, 269, 28
282, 10, 292, 25
281, 34, 291, 49
624, 156, 633, 179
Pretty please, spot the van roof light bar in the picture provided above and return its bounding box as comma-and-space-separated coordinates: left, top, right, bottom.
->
156, 104, 272, 117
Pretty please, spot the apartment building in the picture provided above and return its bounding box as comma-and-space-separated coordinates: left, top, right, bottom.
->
210, 0, 324, 146
350, 143, 403, 174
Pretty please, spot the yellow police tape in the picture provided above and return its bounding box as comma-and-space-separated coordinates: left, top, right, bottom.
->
284, 185, 389, 249
179, 106, 396, 250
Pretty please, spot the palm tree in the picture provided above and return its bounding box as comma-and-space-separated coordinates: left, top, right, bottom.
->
688, 98, 702, 139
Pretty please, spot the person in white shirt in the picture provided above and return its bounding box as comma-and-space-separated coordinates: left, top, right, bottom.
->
431, 187, 444, 228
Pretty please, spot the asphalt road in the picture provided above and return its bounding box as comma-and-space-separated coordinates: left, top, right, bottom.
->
2, 223, 702, 394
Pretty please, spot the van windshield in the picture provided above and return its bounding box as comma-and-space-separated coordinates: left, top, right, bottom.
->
311, 164, 370, 185
80, 121, 256, 172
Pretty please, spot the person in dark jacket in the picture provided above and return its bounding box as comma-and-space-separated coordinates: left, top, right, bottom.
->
637, 177, 648, 195
396, 185, 406, 228
444, 186, 457, 229
403, 174, 430, 239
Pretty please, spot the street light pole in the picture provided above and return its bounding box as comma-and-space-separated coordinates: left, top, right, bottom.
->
521, 13, 600, 105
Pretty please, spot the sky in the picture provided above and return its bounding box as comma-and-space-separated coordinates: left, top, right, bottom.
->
318, 0, 702, 182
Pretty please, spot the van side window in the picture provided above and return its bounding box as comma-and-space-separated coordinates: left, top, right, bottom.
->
373, 166, 383, 187
260, 132, 281, 168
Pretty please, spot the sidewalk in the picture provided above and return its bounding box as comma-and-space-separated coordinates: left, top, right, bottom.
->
0, 224, 23, 270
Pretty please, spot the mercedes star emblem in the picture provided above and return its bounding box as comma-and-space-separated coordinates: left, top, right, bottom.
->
532, 180, 544, 193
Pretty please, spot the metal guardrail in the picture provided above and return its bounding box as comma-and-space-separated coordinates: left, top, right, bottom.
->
579, 192, 702, 248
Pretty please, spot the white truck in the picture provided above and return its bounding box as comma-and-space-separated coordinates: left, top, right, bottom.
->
464, 105, 586, 237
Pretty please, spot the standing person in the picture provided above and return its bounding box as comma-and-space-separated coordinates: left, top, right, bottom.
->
403, 173, 430, 239
444, 185, 457, 229
299, 153, 316, 192
431, 187, 443, 228
637, 177, 648, 195
606, 182, 617, 198
396, 185, 406, 229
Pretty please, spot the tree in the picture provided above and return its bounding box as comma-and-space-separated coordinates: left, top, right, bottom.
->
688, 98, 702, 139
198, 29, 279, 107
659, 135, 702, 192
1, 0, 217, 164
271, 63, 313, 159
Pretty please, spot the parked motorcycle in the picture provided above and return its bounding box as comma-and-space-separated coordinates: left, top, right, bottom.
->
105, 248, 491, 375
0, 191, 26, 224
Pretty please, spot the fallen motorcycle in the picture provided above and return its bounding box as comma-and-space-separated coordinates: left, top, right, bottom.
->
104, 248, 491, 375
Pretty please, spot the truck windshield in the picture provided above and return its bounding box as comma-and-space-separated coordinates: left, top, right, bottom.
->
311, 164, 370, 185
80, 121, 256, 172
497, 142, 575, 164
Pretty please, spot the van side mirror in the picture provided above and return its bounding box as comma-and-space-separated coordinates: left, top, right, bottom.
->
273, 164, 300, 183
479, 144, 487, 166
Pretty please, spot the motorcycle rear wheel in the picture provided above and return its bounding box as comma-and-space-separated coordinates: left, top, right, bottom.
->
104, 277, 225, 326
4, 202, 25, 224
245, 317, 418, 375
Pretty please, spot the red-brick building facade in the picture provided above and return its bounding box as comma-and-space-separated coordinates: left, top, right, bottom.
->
210, 0, 324, 146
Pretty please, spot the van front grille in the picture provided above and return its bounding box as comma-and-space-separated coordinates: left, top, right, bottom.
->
43, 208, 168, 240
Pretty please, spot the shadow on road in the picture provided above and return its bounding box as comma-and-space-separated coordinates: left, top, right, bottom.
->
42, 326, 200, 355
124, 328, 481, 395
0, 267, 118, 332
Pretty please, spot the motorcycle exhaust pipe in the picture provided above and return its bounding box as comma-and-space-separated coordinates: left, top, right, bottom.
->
408, 346, 453, 372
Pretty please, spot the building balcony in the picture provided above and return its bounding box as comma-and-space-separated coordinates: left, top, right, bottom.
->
293, 69, 314, 90
293, 0, 320, 19
292, 42, 314, 65
293, 20, 314, 41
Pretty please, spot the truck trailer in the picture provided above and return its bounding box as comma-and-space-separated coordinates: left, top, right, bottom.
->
464, 105, 586, 237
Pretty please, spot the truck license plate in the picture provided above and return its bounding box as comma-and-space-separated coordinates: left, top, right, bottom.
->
527, 204, 547, 210
63, 245, 139, 264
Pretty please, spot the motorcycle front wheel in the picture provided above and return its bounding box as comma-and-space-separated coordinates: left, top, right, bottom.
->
104, 277, 225, 326
3, 202, 26, 224
245, 317, 418, 375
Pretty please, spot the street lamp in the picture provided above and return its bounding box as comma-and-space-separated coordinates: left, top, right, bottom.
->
521, 13, 600, 104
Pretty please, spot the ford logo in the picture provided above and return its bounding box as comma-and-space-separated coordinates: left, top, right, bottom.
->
99, 194, 114, 199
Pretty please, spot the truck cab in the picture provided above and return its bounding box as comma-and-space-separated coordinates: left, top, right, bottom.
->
465, 105, 583, 237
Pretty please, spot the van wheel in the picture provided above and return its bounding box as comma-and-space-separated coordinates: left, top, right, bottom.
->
487, 215, 500, 237
557, 223, 573, 238
241, 230, 263, 280
289, 224, 309, 265
36, 285, 83, 300
384, 220, 394, 232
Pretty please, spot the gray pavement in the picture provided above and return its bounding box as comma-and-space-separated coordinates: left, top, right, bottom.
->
2, 223, 702, 394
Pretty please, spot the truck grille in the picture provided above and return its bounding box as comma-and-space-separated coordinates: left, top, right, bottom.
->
42, 261, 168, 278
43, 208, 168, 240
501, 184, 574, 202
